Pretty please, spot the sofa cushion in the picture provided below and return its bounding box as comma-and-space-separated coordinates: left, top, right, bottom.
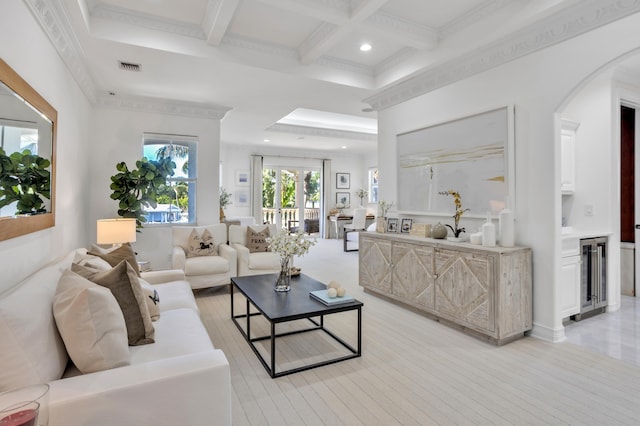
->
53, 270, 130, 374
186, 228, 218, 258
152, 282, 199, 314
140, 279, 160, 321
246, 226, 270, 253
184, 255, 229, 276
0, 258, 71, 392
88, 243, 141, 276
72, 261, 155, 346
129, 309, 214, 364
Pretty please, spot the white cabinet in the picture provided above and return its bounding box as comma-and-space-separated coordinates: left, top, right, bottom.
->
559, 236, 581, 318
560, 255, 581, 318
560, 119, 579, 194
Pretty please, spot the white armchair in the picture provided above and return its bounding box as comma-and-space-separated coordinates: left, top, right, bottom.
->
172, 224, 237, 290
228, 224, 280, 277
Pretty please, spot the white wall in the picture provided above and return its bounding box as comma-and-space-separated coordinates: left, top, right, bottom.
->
90, 107, 222, 270
561, 73, 614, 232
376, 13, 640, 342
0, 1, 92, 289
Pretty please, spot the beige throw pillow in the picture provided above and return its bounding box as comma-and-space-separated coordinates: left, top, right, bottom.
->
71, 261, 155, 346
140, 279, 160, 321
53, 270, 130, 374
88, 243, 141, 276
186, 228, 218, 258
246, 226, 270, 253
72, 252, 113, 271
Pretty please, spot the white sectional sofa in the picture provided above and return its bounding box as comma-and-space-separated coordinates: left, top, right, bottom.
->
0, 249, 231, 426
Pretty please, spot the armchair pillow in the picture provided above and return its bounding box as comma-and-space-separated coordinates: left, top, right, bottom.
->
246, 226, 270, 253
186, 228, 218, 258
53, 270, 130, 374
71, 261, 155, 346
88, 243, 141, 276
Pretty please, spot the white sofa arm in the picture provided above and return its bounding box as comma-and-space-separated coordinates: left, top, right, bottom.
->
48, 350, 231, 426
172, 246, 186, 270
140, 269, 186, 284
218, 244, 237, 278
230, 243, 250, 276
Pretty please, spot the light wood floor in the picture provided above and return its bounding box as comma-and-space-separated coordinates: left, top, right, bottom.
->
196, 238, 640, 425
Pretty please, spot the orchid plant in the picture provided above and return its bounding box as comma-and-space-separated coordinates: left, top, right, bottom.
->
439, 190, 470, 238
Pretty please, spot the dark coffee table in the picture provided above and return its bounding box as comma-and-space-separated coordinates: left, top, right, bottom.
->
230, 273, 363, 378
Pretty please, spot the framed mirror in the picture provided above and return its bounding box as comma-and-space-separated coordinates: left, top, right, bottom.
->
0, 59, 56, 241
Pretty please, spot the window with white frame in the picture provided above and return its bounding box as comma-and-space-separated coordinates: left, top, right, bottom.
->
142, 133, 197, 224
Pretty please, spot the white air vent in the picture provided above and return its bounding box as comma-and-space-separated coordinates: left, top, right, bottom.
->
118, 61, 141, 72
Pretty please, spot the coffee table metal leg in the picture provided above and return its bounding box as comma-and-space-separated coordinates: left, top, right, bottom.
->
357, 307, 362, 355
246, 298, 251, 340
271, 322, 276, 378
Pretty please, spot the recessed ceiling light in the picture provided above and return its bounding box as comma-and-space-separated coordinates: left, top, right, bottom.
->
360, 43, 372, 52
263, 139, 270, 142
341, 146, 347, 149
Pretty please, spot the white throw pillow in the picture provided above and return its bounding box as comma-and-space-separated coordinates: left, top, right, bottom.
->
54, 270, 130, 374
140, 279, 160, 321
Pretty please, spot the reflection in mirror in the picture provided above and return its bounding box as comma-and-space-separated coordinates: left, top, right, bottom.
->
0, 59, 56, 241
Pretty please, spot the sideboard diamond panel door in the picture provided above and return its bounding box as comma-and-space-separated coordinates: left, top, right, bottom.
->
359, 235, 392, 293
435, 249, 495, 333
392, 242, 435, 309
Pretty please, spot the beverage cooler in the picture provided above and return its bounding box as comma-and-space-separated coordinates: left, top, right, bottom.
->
575, 237, 607, 320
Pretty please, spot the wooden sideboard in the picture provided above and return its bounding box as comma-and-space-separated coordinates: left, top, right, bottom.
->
359, 232, 532, 345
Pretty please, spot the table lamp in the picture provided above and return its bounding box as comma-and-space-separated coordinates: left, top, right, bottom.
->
96, 218, 137, 247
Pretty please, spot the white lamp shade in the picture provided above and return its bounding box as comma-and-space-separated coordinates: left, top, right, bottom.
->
96, 218, 137, 245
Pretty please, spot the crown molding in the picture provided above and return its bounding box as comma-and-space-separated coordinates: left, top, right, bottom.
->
316, 56, 374, 76
95, 93, 232, 120
23, 0, 97, 103
266, 123, 377, 141
365, 0, 640, 111
366, 10, 438, 50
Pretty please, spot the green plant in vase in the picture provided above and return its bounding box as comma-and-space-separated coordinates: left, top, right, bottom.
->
439, 190, 469, 238
219, 186, 232, 220
0, 148, 51, 215
109, 157, 176, 228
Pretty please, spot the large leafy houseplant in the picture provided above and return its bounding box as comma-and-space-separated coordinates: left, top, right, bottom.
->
109, 157, 176, 228
0, 148, 51, 215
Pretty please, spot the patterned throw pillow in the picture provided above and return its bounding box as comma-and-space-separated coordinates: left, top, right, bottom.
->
186, 228, 218, 257
246, 226, 270, 253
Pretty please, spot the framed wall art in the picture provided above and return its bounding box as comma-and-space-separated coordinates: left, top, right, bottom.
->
336, 172, 350, 189
235, 190, 249, 207
396, 106, 514, 217
336, 192, 350, 206
235, 170, 250, 186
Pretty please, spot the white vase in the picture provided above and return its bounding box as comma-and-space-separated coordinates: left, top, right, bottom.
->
482, 212, 496, 247
499, 197, 515, 247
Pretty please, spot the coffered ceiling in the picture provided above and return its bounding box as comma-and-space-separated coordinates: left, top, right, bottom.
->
29, 0, 640, 154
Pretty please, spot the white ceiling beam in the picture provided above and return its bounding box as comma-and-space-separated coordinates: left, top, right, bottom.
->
252, 0, 350, 25
299, 0, 388, 64
202, 0, 240, 46
363, 11, 438, 50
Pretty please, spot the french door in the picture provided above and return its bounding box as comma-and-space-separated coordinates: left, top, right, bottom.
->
263, 167, 321, 232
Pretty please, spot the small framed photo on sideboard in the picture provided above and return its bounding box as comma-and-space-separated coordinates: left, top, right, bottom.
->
386, 218, 398, 233
401, 218, 413, 233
